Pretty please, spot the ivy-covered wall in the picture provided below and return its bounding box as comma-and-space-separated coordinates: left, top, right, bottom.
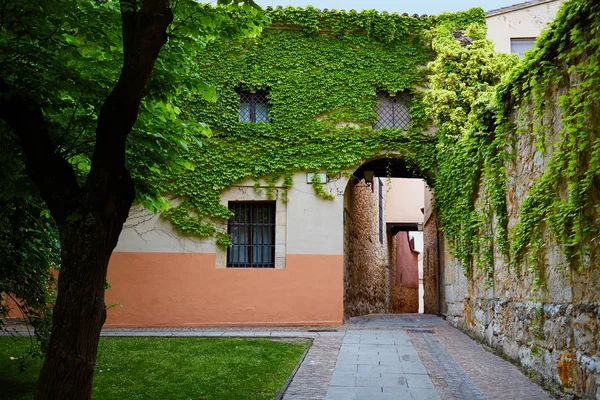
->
119, 2, 599, 395
433, 1, 600, 398
139, 6, 486, 241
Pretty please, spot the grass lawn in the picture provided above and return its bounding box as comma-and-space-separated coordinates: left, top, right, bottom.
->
0, 335, 309, 400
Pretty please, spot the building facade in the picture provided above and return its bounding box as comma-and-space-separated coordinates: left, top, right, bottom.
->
101, 7, 466, 327
485, 0, 565, 57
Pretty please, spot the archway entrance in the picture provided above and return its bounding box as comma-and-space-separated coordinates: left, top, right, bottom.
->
342, 157, 440, 319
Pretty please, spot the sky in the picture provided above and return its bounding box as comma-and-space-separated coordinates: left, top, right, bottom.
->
254, 0, 523, 15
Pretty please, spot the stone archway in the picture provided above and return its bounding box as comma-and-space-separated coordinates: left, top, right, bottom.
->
342, 157, 440, 319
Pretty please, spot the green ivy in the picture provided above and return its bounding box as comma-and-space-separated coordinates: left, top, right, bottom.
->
143, 2, 598, 288
142, 7, 485, 239
497, 0, 600, 283
424, 22, 516, 275
429, 0, 600, 286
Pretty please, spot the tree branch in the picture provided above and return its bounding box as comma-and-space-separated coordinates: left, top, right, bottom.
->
86, 0, 173, 213
120, 0, 138, 60
0, 78, 79, 224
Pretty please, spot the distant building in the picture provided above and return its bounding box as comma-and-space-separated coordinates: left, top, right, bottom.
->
486, 0, 565, 58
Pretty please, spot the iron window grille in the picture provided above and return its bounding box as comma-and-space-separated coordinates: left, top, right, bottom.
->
238, 90, 270, 123
374, 91, 411, 130
227, 201, 276, 268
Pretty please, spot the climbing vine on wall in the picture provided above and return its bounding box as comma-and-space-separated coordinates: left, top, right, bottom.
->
138, 6, 486, 241
428, 0, 600, 287
138, 1, 598, 287
497, 0, 600, 283
423, 22, 516, 279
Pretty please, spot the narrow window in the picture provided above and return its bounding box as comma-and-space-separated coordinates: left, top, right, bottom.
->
227, 201, 276, 268
510, 38, 536, 59
238, 90, 270, 123
374, 91, 411, 130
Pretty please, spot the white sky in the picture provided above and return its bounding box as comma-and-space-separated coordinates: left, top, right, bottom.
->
255, 0, 522, 14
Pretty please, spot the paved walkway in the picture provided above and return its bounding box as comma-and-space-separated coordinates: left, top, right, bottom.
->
325, 329, 437, 400
310, 314, 551, 400
2, 315, 554, 399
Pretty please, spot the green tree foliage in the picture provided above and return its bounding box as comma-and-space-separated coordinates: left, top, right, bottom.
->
0, 0, 265, 325
0, 133, 59, 352
424, 22, 517, 278
0, 0, 265, 210
0, 0, 267, 398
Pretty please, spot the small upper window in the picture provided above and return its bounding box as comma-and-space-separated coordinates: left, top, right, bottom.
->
239, 90, 270, 123
511, 38, 536, 59
374, 91, 411, 130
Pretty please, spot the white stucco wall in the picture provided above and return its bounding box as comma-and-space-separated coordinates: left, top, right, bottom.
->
115, 171, 348, 258
385, 178, 425, 224
486, 0, 565, 54
285, 172, 347, 255
114, 201, 214, 253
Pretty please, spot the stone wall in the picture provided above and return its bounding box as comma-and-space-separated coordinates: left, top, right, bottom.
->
441, 84, 600, 398
343, 177, 390, 318
423, 186, 441, 316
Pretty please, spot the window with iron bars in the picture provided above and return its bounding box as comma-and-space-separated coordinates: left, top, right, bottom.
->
227, 201, 276, 268
374, 91, 411, 130
238, 90, 270, 123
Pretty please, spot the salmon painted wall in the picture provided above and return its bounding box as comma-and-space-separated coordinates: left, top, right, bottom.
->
395, 232, 419, 288
5, 295, 22, 318
104, 172, 349, 327
105, 253, 343, 327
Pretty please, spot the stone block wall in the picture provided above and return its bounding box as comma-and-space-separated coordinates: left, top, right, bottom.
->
441, 84, 600, 398
343, 177, 390, 318
423, 187, 441, 316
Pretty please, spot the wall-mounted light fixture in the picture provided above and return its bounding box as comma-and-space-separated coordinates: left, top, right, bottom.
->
306, 172, 327, 184
417, 222, 423, 231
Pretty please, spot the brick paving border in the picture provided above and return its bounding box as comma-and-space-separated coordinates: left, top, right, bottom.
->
283, 336, 343, 400
418, 332, 486, 400
433, 323, 553, 400
409, 330, 456, 400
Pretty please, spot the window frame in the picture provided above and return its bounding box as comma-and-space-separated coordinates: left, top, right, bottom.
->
227, 201, 276, 268
238, 90, 271, 123
510, 37, 536, 59
374, 91, 411, 130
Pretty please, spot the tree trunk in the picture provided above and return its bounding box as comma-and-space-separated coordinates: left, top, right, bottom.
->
0, 2, 174, 397
35, 178, 134, 400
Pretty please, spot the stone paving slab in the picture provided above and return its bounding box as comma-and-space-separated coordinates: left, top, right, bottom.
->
324, 330, 438, 400
317, 315, 553, 400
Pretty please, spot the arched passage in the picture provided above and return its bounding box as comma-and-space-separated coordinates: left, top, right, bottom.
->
342, 157, 440, 319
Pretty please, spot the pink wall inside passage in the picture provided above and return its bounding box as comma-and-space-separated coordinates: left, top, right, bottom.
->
104, 252, 344, 327
395, 232, 419, 288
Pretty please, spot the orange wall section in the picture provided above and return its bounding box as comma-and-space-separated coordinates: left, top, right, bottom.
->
104, 253, 344, 327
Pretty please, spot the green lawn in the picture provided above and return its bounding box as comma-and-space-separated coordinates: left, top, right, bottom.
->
0, 336, 308, 400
